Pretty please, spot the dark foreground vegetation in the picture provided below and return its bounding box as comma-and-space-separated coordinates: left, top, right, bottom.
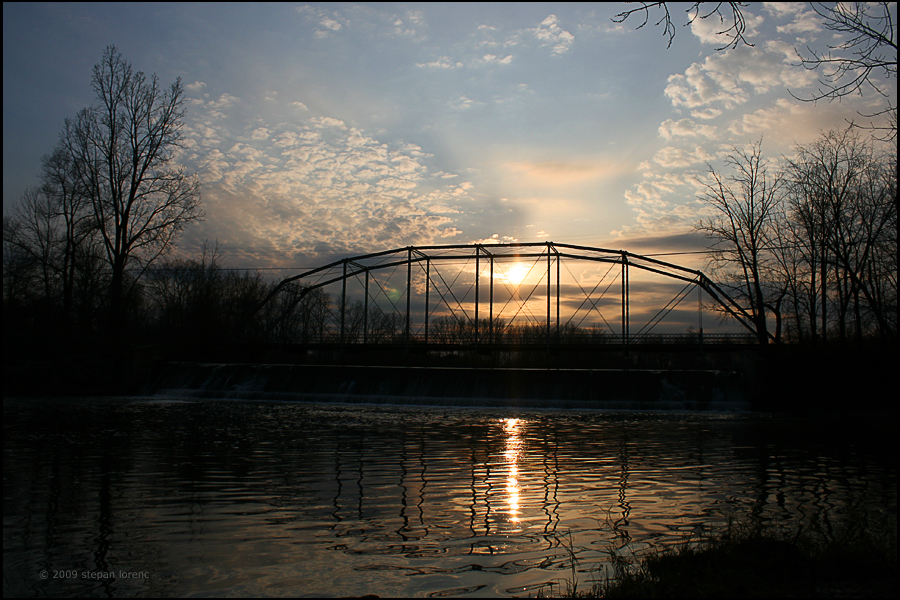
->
540, 513, 897, 598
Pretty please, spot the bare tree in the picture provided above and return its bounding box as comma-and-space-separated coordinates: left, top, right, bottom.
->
146, 242, 221, 339
2, 188, 59, 310
61, 46, 202, 329
40, 144, 96, 323
696, 140, 782, 344
614, 2, 896, 139
767, 205, 813, 341
793, 2, 897, 140
783, 129, 897, 341
3, 186, 109, 334
612, 2, 753, 50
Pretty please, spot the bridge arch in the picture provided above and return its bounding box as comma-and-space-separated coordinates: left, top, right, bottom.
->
258, 242, 766, 345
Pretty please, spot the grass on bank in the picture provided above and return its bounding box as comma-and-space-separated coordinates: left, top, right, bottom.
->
538, 512, 897, 598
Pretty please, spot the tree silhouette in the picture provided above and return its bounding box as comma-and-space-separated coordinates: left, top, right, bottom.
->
783, 129, 897, 340
613, 2, 897, 139
611, 2, 752, 50
696, 140, 782, 344
793, 2, 897, 141
60, 46, 202, 329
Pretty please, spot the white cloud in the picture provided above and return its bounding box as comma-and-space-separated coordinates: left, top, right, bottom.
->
691, 108, 722, 120
186, 80, 207, 92
416, 56, 463, 69
763, 3, 803, 19
764, 2, 822, 34
653, 146, 714, 168
297, 4, 347, 39
471, 233, 518, 245
320, 17, 342, 32
180, 94, 475, 264
665, 45, 818, 109
450, 95, 480, 110
385, 9, 428, 40
658, 118, 718, 140
689, 5, 763, 48
529, 14, 575, 55
665, 60, 748, 109
480, 53, 513, 66
310, 116, 347, 129
724, 96, 866, 145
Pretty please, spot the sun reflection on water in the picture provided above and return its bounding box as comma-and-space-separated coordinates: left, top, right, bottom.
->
503, 417, 522, 525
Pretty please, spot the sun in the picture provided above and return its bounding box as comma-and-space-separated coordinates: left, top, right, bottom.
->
502, 262, 531, 287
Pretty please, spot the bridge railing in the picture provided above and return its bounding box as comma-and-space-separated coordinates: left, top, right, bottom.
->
276, 332, 759, 346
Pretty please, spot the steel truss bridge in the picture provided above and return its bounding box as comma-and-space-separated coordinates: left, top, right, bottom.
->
259, 242, 766, 347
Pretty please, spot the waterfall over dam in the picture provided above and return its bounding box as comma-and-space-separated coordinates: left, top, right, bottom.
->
148, 363, 749, 410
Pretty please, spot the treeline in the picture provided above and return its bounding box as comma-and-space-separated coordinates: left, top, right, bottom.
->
1, 239, 621, 347
698, 128, 897, 344
3, 45, 203, 344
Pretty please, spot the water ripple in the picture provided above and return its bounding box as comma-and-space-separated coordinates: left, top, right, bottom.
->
4, 399, 895, 598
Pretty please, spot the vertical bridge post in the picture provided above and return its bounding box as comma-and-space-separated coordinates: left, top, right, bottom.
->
489, 251, 494, 344
475, 245, 480, 346
424, 258, 430, 345
363, 268, 369, 344
556, 245, 560, 339
341, 259, 347, 346
547, 242, 551, 347
621, 252, 630, 345
406, 247, 412, 345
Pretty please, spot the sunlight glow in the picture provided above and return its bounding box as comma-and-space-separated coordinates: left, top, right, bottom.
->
503, 417, 522, 524
500, 262, 531, 287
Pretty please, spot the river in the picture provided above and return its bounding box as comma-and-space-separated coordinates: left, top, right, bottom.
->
3, 396, 896, 597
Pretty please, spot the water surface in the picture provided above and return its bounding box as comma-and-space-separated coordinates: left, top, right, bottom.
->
3, 398, 896, 597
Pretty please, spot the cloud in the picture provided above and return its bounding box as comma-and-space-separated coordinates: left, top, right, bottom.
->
412, 13, 574, 73
371, 8, 428, 40
665, 60, 748, 109
471, 233, 518, 245
416, 56, 463, 69
653, 146, 714, 168
689, 7, 763, 48
764, 2, 822, 34
504, 159, 623, 186
690, 108, 722, 120
186, 80, 207, 92
320, 17, 342, 32
725, 97, 873, 145
664, 45, 818, 109
614, 231, 709, 254
658, 118, 718, 140
480, 53, 513, 66
529, 14, 575, 55
310, 116, 347, 129
297, 4, 348, 39
450, 95, 480, 110
180, 95, 477, 265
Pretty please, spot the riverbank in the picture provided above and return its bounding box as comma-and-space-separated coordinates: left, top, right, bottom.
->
543, 512, 898, 598
4, 335, 897, 415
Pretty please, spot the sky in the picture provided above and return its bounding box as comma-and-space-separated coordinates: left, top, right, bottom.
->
3, 2, 896, 278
